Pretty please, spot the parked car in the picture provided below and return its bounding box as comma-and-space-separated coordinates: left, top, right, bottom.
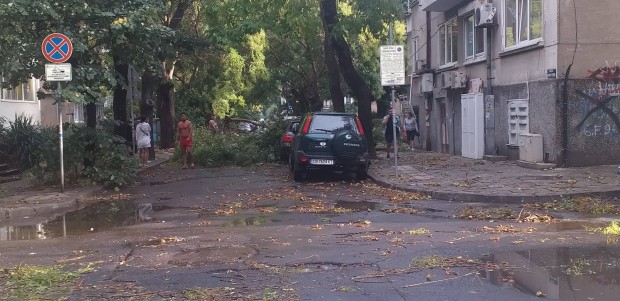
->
279, 118, 300, 161
289, 112, 369, 181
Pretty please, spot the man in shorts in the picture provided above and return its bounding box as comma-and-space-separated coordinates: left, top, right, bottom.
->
177, 112, 194, 168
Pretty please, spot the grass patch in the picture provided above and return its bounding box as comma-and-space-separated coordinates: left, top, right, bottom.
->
411, 255, 446, 269
406, 228, 431, 235
603, 221, 620, 235
459, 206, 516, 220
523, 197, 620, 215
2, 265, 83, 300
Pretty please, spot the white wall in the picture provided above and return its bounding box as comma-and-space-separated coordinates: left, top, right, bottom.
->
0, 79, 42, 124
0, 101, 41, 123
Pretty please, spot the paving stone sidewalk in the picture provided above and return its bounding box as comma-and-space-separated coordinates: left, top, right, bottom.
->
369, 149, 620, 203
0, 149, 174, 222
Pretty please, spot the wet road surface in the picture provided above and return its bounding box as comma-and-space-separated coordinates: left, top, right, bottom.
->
1, 164, 619, 300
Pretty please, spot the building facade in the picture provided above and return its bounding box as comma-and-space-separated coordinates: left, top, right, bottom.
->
406, 0, 620, 166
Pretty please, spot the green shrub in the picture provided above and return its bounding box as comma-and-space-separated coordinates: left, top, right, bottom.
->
2, 114, 45, 169
35, 122, 137, 189
189, 119, 287, 167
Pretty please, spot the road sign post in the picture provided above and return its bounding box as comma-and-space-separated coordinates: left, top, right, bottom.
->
42, 33, 73, 193
380, 26, 405, 178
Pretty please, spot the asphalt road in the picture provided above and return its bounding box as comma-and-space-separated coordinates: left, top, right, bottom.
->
1, 164, 618, 301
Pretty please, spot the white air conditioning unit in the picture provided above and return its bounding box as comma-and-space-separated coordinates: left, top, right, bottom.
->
453, 72, 468, 89
420, 73, 434, 93
416, 60, 426, 72
441, 72, 454, 89
475, 3, 497, 28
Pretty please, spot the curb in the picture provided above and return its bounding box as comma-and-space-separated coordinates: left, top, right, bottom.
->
1, 157, 172, 223
368, 172, 620, 204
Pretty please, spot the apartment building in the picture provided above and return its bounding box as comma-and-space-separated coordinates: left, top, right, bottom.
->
1, 77, 92, 127
405, 0, 620, 166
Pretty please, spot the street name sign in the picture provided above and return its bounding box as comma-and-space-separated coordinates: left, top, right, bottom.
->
380, 45, 405, 86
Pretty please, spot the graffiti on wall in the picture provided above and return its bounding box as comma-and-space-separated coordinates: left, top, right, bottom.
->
576, 66, 620, 137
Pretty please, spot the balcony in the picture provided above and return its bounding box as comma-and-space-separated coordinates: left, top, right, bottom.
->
420, 0, 469, 12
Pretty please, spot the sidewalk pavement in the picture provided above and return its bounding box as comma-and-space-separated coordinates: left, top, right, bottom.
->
369, 149, 620, 203
0, 149, 174, 223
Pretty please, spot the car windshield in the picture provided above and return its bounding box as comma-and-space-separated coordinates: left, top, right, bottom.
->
309, 115, 357, 134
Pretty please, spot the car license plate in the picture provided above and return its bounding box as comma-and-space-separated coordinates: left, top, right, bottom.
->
310, 159, 334, 165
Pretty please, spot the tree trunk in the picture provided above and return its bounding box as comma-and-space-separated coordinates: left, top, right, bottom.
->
141, 72, 158, 159
112, 59, 131, 145
157, 82, 175, 149
320, 2, 344, 113
85, 102, 97, 129
320, 0, 376, 157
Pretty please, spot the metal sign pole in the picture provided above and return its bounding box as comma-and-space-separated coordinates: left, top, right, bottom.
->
392, 88, 398, 177
58, 82, 65, 193
389, 23, 398, 178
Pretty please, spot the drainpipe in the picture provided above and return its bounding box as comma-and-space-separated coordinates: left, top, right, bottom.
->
484, 21, 498, 155
425, 10, 432, 151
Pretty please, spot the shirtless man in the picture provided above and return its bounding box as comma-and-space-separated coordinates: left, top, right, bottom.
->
177, 113, 194, 168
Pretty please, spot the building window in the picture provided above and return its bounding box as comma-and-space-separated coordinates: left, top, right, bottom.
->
465, 14, 485, 60
439, 18, 458, 67
1, 76, 34, 102
504, 0, 543, 49
410, 37, 419, 74
508, 99, 529, 145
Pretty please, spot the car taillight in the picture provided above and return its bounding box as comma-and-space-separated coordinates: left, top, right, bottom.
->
355, 116, 365, 136
299, 155, 309, 164
300, 115, 313, 134
282, 133, 294, 143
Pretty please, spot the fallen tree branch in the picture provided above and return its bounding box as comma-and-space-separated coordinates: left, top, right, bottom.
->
402, 271, 477, 288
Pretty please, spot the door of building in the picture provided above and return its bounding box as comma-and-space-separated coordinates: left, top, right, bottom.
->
461, 93, 484, 159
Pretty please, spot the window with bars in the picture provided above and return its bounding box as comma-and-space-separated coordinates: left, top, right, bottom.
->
439, 18, 458, 67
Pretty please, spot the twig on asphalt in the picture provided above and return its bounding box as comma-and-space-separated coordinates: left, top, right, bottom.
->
402, 271, 477, 288
516, 208, 524, 222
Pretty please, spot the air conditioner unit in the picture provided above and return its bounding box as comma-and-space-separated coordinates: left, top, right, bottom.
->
441, 72, 454, 89
416, 60, 426, 72
420, 73, 434, 93
453, 72, 468, 89
475, 3, 497, 28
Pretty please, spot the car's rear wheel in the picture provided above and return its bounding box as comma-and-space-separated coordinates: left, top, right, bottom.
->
293, 164, 304, 181
280, 149, 288, 162
288, 154, 294, 171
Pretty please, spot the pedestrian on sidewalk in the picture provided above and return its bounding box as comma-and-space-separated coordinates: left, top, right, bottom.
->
403, 111, 419, 150
382, 109, 406, 158
177, 112, 195, 169
136, 115, 151, 168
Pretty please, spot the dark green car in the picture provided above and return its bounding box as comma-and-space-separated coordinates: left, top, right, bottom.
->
288, 112, 370, 181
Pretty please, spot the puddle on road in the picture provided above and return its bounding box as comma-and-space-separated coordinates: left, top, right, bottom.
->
482, 244, 620, 300
0, 201, 155, 241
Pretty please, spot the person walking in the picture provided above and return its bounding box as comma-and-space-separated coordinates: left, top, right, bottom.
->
177, 112, 194, 168
403, 111, 419, 150
136, 116, 151, 168
382, 109, 406, 158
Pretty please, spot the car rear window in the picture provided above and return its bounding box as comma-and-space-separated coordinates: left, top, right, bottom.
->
309, 115, 358, 134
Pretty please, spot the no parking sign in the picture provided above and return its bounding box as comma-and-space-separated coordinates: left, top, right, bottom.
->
42, 33, 73, 63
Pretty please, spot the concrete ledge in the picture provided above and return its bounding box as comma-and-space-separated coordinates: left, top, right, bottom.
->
516, 160, 556, 170
368, 173, 620, 204
483, 155, 508, 162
